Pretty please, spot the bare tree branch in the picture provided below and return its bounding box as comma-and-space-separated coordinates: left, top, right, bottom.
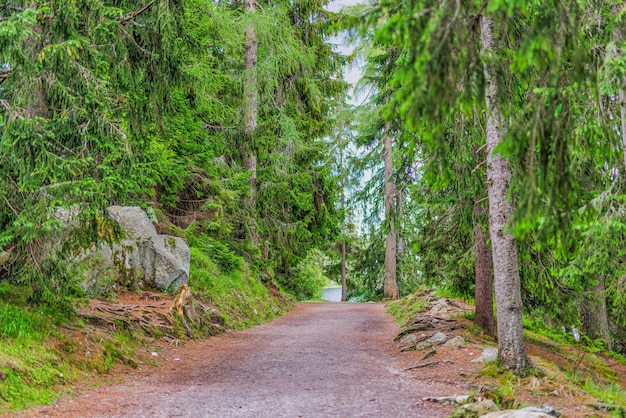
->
119, 1, 155, 24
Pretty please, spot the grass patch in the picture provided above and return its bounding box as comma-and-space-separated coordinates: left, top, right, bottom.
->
0, 304, 47, 339
583, 379, 626, 410
0, 340, 69, 411
0, 290, 73, 413
386, 292, 427, 327
0, 284, 153, 413
433, 287, 474, 303
522, 313, 578, 347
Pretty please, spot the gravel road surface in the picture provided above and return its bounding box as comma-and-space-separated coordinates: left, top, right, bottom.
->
22, 302, 453, 417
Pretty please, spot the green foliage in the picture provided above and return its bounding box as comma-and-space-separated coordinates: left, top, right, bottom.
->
0, 0, 346, 303
287, 250, 329, 301
0, 317, 144, 413
522, 312, 578, 347
582, 380, 626, 414
386, 292, 426, 327
188, 247, 290, 329
16, 256, 84, 308
351, 0, 626, 358
0, 304, 45, 339
346, 228, 384, 300
0, 297, 70, 412
99, 332, 138, 373
0, 0, 186, 298
189, 234, 243, 273
0, 366, 62, 412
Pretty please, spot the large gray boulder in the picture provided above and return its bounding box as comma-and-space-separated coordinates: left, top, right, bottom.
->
78, 206, 189, 293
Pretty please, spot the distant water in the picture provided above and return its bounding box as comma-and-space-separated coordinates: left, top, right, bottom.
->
321, 287, 342, 302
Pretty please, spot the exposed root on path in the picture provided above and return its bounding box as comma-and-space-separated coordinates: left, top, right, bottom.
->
77, 286, 224, 340
78, 291, 176, 335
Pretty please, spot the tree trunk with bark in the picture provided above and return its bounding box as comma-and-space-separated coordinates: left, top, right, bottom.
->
581, 276, 612, 350
480, 14, 528, 374
618, 87, 626, 174
473, 199, 495, 338
243, 0, 259, 247
341, 240, 347, 301
396, 187, 404, 282
383, 122, 399, 300
339, 137, 347, 302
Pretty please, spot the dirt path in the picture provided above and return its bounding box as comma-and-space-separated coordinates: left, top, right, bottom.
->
21, 302, 457, 418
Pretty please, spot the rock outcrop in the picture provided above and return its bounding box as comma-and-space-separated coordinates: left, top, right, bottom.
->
77, 206, 189, 293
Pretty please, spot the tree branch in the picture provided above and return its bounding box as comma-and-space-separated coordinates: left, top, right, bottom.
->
119, 1, 155, 24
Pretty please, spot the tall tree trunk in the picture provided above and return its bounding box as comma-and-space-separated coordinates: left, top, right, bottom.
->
581, 276, 612, 350
383, 122, 399, 300
339, 137, 347, 302
341, 240, 347, 301
396, 187, 404, 282
243, 0, 259, 247
480, 14, 528, 373
473, 198, 495, 338
618, 87, 626, 171
588, 15, 626, 352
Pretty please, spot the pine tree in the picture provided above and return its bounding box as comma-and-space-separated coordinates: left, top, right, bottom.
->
243, 0, 259, 248
383, 121, 399, 299
480, 13, 527, 371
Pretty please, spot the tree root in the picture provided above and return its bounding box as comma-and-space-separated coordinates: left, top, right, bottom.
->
77, 285, 223, 340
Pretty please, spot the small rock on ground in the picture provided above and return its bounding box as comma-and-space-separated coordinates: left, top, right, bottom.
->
429, 331, 448, 344
471, 347, 498, 363
449, 400, 499, 418
481, 410, 553, 418
443, 336, 465, 347
399, 333, 421, 345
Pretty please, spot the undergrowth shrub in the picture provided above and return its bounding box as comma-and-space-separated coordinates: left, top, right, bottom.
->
188, 234, 242, 273
188, 247, 289, 329
348, 288, 383, 302
287, 250, 327, 300
14, 257, 83, 311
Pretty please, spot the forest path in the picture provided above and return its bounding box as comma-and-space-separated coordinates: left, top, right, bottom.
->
23, 303, 458, 418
